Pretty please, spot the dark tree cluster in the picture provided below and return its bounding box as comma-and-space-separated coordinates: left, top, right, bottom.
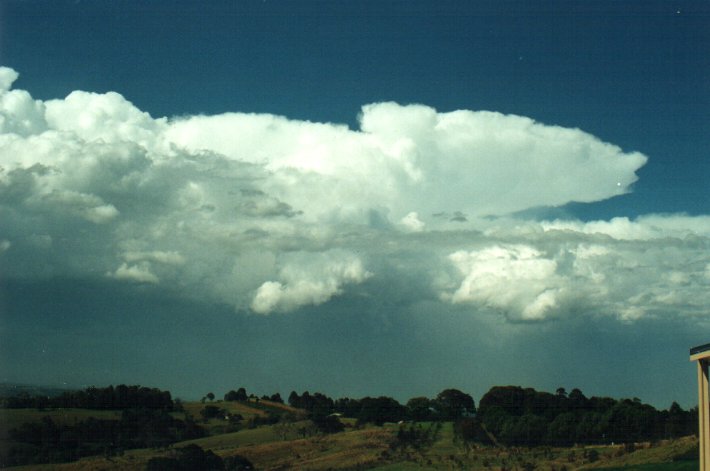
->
145, 444, 254, 471
355, 396, 409, 426
288, 391, 335, 416
287, 388, 475, 426
262, 392, 284, 403
223, 387, 283, 404
394, 422, 441, 450
6, 409, 204, 467
1, 384, 174, 411
404, 389, 477, 422
224, 388, 248, 402
469, 386, 697, 447
201, 405, 227, 420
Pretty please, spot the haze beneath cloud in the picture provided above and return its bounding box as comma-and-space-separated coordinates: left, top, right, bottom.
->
1, 66, 708, 324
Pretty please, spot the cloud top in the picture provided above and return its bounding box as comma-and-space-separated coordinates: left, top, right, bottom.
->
2, 67, 708, 322
164, 101, 646, 223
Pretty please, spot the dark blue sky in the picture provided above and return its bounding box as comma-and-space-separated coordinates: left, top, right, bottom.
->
1, 0, 709, 407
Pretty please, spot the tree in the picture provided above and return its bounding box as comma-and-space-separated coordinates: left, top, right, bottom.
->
311, 414, 345, 434
288, 391, 300, 408
478, 405, 511, 438
407, 397, 434, 421
200, 405, 225, 421
455, 417, 490, 444
357, 397, 407, 426
269, 393, 283, 403
206, 392, 215, 402
499, 414, 548, 446
334, 397, 362, 418
575, 411, 604, 444
546, 412, 578, 446
435, 389, 476, 420
224, 390, 238, 401
224, 388, 248, 402
665, 402, 695, 438
478, 386, 527, 417
568, 388, 589, 411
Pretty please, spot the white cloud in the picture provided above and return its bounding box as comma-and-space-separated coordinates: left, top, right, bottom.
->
251, 251, 371, 314
400, 211, 425, 232
122, 250, 186, 265
0, 67, 45, 137
542, 215, 710, 240
163, 101, 646, 224
109, 262, 159, 284
44, 90, 164, 147
1, 66, 708, 322
436, 217, 710, 322
443, 245, 562, 321
41, 190, 120, 223
0, 68, 19, 92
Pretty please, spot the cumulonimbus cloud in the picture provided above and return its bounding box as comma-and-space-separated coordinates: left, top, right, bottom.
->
1, 66, 708, 321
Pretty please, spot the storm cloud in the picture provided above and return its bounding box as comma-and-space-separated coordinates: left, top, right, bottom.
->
1, 67, 707, 322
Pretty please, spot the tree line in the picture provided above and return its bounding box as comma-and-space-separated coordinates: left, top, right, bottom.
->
282, 388, 474, 426
6, 408, 204, 467
226, 385, 696, 446
2, 385, 197, 467
1, 384, 174, 410
463, 386, 697, 446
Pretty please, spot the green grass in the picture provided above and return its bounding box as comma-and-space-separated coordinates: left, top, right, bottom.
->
593, 461, 699, 471
371, 463, 436, 470
180, 400, 267, 420
179, 421, 298, 450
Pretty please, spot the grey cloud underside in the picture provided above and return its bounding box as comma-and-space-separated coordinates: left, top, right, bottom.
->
1, 67, 709, 321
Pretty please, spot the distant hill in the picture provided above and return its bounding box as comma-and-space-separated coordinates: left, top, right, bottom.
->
0, 382, 74, 398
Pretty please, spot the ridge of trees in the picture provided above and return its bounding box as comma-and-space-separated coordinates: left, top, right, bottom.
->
466, 386, 697, 446
6, 408, 204, 466
280, 388, 476, 426
225, 385, 696, 446
1, 384, 174, 410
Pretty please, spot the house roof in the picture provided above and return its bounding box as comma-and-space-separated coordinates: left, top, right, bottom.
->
690, 343, 710, 361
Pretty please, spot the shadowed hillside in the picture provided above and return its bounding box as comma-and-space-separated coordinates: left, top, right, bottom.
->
0, 384, 699, 470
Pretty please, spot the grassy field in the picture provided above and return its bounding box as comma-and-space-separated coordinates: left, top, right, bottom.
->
578, 436, 699, 470
3, 430, 700, 470
180, 400, 267, 419
593, 462, 699, 471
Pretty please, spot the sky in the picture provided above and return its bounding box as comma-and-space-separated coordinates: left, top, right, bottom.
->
0, 0, 709, 408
